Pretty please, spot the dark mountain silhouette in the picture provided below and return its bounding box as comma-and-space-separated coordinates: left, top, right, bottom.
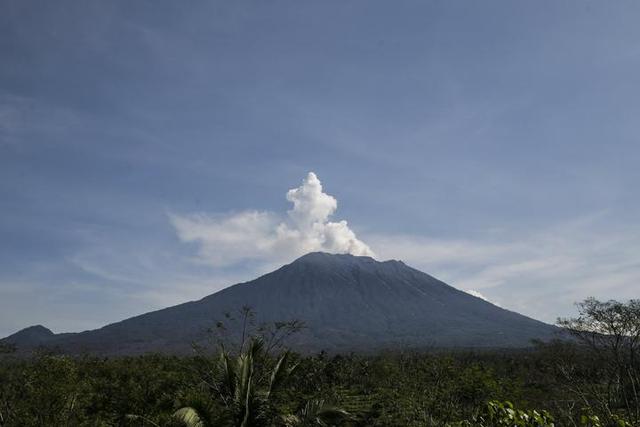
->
1, 252, 559, 354
3, 325, 55, 347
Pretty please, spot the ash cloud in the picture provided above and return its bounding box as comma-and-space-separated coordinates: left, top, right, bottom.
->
171, 172, 373, 268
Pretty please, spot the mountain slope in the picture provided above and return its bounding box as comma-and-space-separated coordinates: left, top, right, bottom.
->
2, 252, 559, 354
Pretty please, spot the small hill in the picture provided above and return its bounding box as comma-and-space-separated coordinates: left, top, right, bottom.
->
3, 325, 55, 347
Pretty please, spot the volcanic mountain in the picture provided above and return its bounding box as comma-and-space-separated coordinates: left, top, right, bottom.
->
2, 252, 559, 354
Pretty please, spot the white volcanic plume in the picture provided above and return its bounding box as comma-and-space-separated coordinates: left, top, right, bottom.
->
171, 172, 374, 267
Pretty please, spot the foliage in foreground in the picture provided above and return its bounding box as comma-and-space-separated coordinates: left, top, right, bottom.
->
0, 298, 639, 426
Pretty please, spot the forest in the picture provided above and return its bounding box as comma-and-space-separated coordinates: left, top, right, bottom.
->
1, 298, 639, 427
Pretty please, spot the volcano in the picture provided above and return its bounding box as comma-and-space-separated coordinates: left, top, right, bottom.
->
2, 252, 558, 354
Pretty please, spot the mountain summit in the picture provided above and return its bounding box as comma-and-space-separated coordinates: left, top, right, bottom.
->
2, 252, 558, 354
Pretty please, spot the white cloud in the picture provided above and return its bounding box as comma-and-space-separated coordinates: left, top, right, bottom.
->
171, 172, 374, 268
286, 172, 337, 229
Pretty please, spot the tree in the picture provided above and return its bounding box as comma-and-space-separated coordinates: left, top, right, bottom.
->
205, 306, 305, 356
558, 298, 640, 424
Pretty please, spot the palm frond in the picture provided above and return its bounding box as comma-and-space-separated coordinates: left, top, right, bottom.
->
125, 414, 161, 427
173, 407, 206, 427
239, 373, 253, 427
235, 352, 253, 405
298, 399, 352, 426
218, 350, 236, 398
267, 351, 290, 399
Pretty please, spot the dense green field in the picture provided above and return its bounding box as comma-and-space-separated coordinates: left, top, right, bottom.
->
0, 341, 636, 426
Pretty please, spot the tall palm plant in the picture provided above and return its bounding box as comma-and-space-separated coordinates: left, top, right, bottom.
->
173, 338, 299, 427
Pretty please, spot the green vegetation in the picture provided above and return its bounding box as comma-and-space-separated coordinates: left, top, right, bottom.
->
0, 298, 638, 426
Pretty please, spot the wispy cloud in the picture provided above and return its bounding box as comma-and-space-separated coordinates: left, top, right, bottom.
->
369, 215, 640, 322
0, 95, 84, 146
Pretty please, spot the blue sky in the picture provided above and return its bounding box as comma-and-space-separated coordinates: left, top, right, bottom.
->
1, 1, 640, 337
